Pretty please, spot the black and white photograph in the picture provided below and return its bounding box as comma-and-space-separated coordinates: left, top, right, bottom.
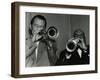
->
11, 2, 97, 78
25, 13, 90, 67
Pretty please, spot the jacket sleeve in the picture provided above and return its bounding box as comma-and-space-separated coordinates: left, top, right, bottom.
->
81, 45, 89, 64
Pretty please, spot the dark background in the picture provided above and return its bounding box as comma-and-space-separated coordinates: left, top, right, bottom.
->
25, 12, 89, 57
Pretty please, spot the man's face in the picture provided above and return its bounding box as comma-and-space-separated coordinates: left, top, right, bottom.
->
32, 17, 45, 34
74, 35, 84, 48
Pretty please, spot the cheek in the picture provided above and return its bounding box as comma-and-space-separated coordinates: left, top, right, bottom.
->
33, 27, 37, 30
37, 27, 44, 31
33, 27, 39, 32
32, 28, 44, 34
39, 27, 44, 30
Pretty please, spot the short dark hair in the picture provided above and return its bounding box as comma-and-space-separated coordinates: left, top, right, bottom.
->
30, 15, 47, 29
29, 15, 47, 36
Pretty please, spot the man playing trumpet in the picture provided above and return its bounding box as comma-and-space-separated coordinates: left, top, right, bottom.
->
56, 29, 89, 65
26, 15, 58, 67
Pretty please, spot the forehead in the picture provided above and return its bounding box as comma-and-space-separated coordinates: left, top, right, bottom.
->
34, 17, 45, 24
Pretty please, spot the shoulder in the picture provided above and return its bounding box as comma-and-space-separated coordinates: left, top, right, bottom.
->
59, 49, 67, 57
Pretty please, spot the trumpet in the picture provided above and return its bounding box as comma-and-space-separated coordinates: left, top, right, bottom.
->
66, 38, 80, 52
38, 26, 59, 40
47, 26, 59, 40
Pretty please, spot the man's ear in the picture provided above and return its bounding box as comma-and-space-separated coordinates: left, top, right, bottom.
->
28, 24, 33, 36
29, 24, 32, 30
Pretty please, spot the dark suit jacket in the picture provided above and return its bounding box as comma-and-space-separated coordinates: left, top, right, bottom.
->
55, 45, 89, 66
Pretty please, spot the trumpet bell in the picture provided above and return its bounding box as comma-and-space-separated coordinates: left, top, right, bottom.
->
47, 26, 59, 39
67, 42, 76, 50
66, 38, 79, 52
66, 41, 77, 52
